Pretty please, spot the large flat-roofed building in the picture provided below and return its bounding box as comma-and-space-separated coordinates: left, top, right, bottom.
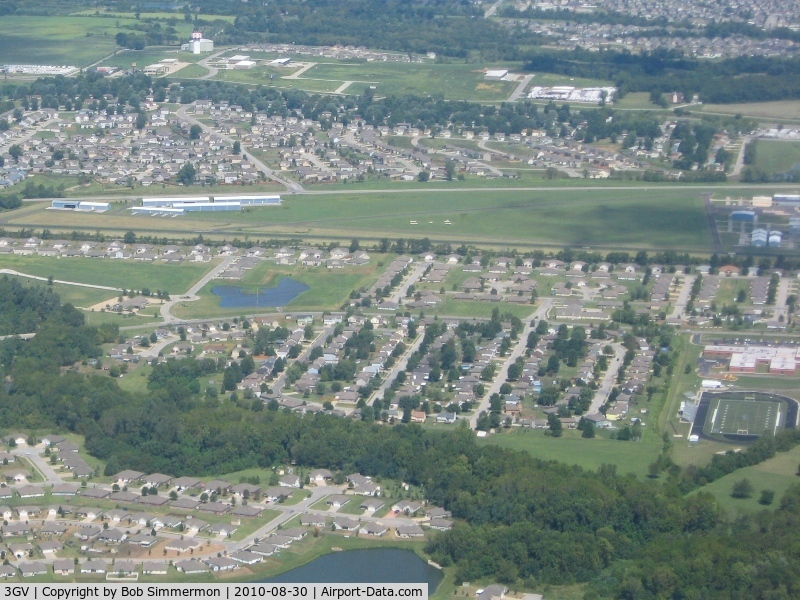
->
703, 344, 800, 375
50, 200, 110, 212
212, 194, 281, 206
134, 194, 281, 216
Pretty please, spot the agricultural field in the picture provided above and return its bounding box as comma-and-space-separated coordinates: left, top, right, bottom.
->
0, 253, 217, 295
753, 140, 800, 175
0, 15, 196, 68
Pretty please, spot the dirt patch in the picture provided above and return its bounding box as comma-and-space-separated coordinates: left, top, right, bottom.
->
476, 83, 498, 91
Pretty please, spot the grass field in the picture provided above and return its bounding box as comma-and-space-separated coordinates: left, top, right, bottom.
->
754, 140, 800, 175
691, 443, 800, 517
0, 274, 116, 308
0, 254, 217, 295
700, 100, 800, 122
0, 16, 198, 68
482, 428, 662, 479
171, 261, 382, 319
7, 188, 715, 252
430, 298, 536, 319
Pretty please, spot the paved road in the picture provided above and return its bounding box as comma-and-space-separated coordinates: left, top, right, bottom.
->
484, 0, 505, 17
160, 255, 237, 324
176, 105, 303, 192
389, 263, 429, 304
469, 299, 552, 429
507, 74, 534, 102
197, 49, 228, 79
587, 343, 626, 415
731, 135, 752, 178
11, 445, 63, 484
0, 268, 121, 292
271, 325, 336, 395
668, 274, 696, 320
0, 118, 58, 155
368, 332, 424, 405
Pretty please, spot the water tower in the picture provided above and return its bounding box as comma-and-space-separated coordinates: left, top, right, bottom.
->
191, 29, 203, 54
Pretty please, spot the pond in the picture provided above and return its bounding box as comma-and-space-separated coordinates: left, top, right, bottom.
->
261, 548, 443, 590
211, 277, 309, 308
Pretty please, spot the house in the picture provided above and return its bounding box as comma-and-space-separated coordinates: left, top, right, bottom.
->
360, 499, 385, 513
230, 551, 262, 565
205, 557, 239, 572
393, 501, 423, 515
309, 469, 333, 485
300, 514, 326, 528
53, 559, 74, 575
436, 412, 457, 424
477, 586, 507, 600
360, 522, 388, 536
396, 523, 425, 538
175, 560, 209, 574
18, 562, 47, 577
114, 470, 144, 485
428, 518, 453, 531
326, 494, 351, 509
333, 517, 360, 531
142, 562, 168, 575
279, 474, 301, 488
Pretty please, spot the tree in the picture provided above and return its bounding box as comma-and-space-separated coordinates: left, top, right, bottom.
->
123, 231, 137, 245
547, 413, 563, 437
759, 489, 775, 505
444, 160, 456, 181
177, 163, 196, 186
732, 478, 754, 499
417, 171, 430, 182
8, 145, 22, 163
189, 124, 202, 139
135, 112, 147, 130
232, 141, 241, 155
582, 421, 595, 438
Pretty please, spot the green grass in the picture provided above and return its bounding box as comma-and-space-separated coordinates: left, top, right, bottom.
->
481, 427, 662, 480
96, 48, 201, 71
430, 298, 536, 319
715, 278, 751, 307
0, 254, 217, 295
691, 443, 800, 518
177, 188, 714, 251
172, 63, 211, 78
754, 140, 800, 175
0, 275, 115, 308
281, 489, 311, 506
172, 261, 382, 319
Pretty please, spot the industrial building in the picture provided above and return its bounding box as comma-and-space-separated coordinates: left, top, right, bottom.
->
132, 194, 281, 216
50, 200, 110, 212
773, 194, 800, 206
703, 344, 800, 375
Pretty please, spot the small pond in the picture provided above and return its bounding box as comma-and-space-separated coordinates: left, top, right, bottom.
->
211, 277, 309, 308
260, 548, 443, 590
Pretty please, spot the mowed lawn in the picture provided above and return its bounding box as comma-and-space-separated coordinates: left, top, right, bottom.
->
754, 140, 800, 174
481, 427, 663, 480
184, 188, 713, 251
690, 444, 800, 517
302, 62, 518, 101
0, 254, 216, 294
171, 260, 383, 318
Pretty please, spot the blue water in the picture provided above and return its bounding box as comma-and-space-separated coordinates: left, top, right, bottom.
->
261, 548, 443, 590
211, 278, 309, 308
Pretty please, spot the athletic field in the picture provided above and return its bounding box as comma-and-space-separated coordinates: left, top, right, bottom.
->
703, 393, 785, 439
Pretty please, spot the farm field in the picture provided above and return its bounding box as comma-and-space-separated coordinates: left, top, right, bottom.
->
0, 254, 217, 295
754, 140, 800, 175
0, 15, 197, 68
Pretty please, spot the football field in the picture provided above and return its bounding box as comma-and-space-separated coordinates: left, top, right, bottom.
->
704, 394, 783, 438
